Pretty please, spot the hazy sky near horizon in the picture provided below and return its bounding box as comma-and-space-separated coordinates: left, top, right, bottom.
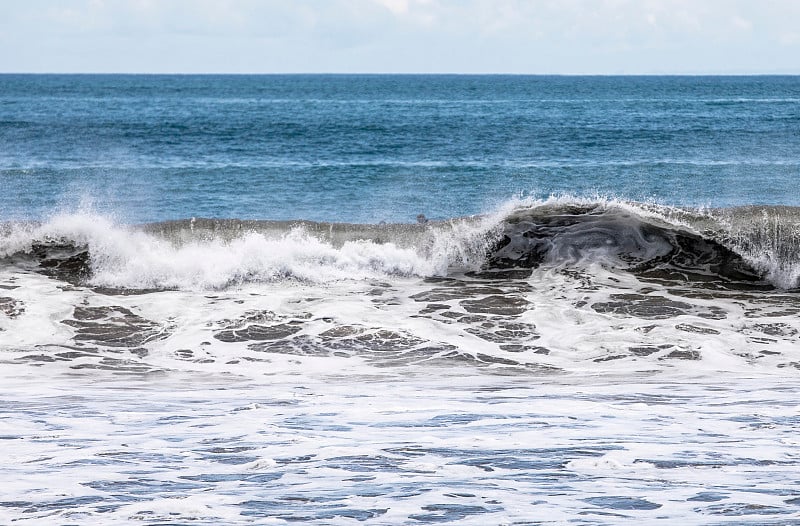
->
2, 0, 799, 74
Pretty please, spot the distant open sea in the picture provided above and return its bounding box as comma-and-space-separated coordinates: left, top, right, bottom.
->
2, 75, 800, 524
2, 75, 799, 221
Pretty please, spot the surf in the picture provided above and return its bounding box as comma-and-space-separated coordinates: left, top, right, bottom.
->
1, 197, 799, 291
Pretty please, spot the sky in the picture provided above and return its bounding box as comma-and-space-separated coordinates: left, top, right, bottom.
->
1, 0, 799, 74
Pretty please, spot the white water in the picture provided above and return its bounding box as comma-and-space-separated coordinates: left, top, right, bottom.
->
4, 197, 800, 291
0, 209, 506, 289
2, 199, 800, 523
5, 369, 800, 524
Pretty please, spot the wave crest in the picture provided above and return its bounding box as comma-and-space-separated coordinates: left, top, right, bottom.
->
0, 212, 501, 290
2, 198, 799, 291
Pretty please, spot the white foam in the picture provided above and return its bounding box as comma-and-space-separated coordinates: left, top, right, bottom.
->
723, 209, 800, 290
0, 210, 510, 290
2, 217, 800, 523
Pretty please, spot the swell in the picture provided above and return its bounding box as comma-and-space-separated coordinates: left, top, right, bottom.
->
1, 199, 799, 291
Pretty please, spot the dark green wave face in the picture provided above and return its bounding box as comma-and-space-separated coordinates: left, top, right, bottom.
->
1, 75, 800, 223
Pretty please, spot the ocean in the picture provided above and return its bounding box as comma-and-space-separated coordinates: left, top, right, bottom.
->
1, 74, 800, 524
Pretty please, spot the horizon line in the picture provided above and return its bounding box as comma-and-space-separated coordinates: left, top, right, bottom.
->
2, 72, 800, 76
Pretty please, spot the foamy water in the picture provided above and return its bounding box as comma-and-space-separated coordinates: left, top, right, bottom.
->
2, 199, 800, 523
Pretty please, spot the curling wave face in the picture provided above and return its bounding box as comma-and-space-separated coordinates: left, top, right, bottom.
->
1, 198, 799, 291
486, 202, 800, 290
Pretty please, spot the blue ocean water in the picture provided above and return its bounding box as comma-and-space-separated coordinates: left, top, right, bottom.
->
1, 74, 799, 223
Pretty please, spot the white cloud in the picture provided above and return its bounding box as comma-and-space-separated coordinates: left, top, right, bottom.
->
373, 0, 410, 15
731, 15, 752, 32
780, 32, 799, 45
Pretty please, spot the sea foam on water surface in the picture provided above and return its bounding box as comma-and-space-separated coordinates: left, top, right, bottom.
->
1, 198, 800, 524
1, 197, 799, 379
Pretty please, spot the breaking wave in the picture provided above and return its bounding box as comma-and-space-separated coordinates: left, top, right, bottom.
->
1, 198, 799, 291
